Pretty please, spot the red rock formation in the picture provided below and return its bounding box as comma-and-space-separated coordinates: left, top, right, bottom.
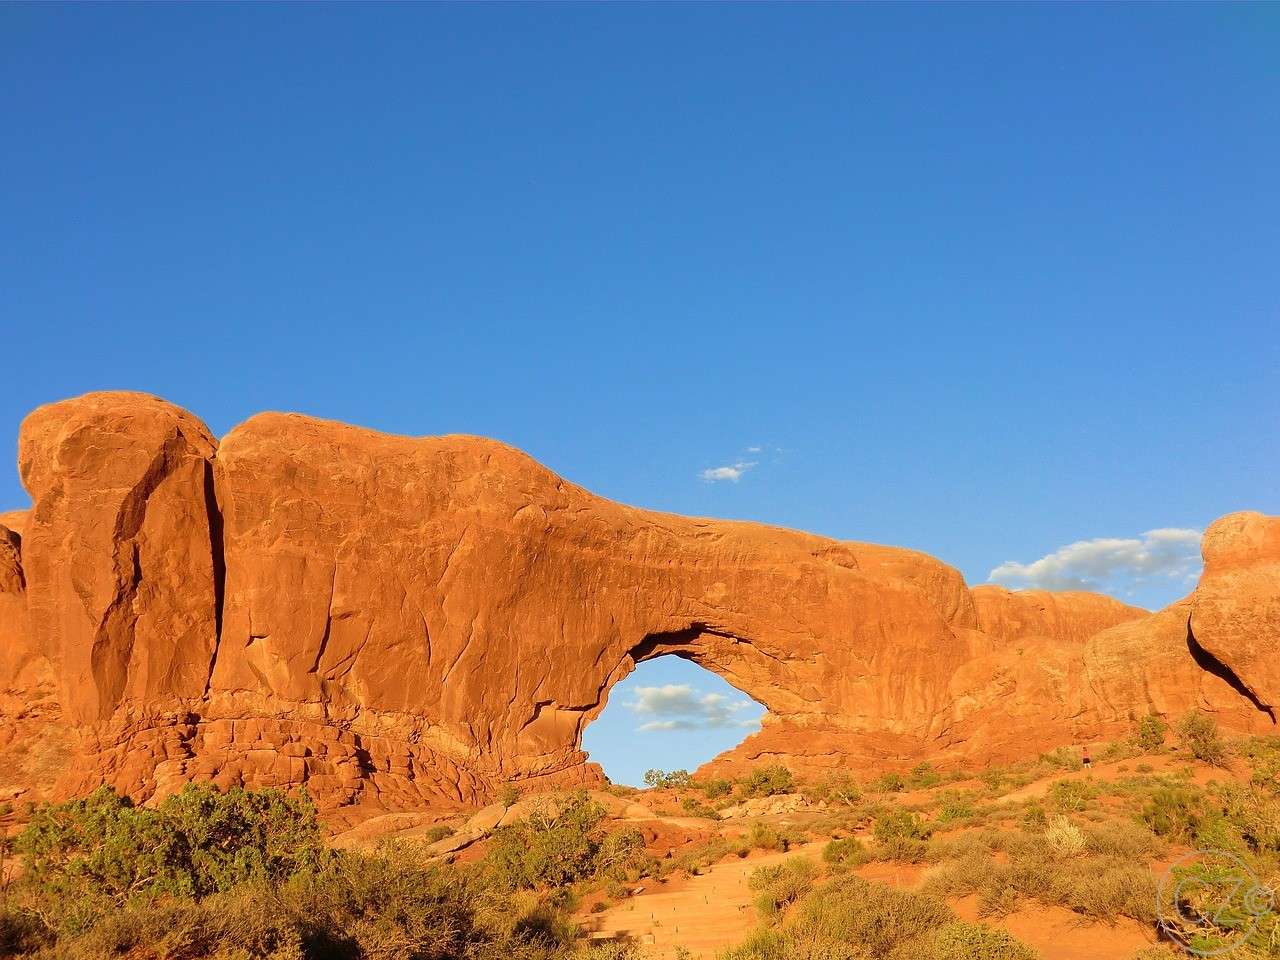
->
1189, 512, 1280, 715
0, 391, 1274, 818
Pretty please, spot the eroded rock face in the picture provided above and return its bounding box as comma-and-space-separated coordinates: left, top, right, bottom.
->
1190, 512, 1280, 715
18, 393, 221, 723
0, 392, 1275, 817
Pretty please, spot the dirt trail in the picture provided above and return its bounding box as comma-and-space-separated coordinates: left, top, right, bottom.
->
1000, 752, 1241, 804
582, 842, 827, 959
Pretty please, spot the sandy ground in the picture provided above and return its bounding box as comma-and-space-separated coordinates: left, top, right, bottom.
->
582, 842, 828, 959
583, 841, 1159, 960
578, 754, 1249, 960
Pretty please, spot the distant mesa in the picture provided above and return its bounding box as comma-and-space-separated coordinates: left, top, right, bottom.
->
0, 391, 1275, 824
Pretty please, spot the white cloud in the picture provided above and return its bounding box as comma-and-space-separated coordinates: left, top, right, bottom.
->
988, 528, 1203, 592
746, 445, 763, 453
699, 461, 756, 483
627, 683, 761, 732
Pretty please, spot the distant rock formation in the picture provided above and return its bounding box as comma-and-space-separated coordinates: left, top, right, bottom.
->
0, 392, 1274, 821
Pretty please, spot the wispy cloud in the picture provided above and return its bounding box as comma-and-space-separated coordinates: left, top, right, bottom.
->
988, 528, 1203, 593
699, 460, 756, 483
627, 683, 761, 733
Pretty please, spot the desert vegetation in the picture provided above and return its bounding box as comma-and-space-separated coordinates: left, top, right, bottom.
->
1, 715, 1277, 959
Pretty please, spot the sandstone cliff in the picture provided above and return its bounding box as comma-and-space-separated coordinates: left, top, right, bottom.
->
0, 393, 1274, 819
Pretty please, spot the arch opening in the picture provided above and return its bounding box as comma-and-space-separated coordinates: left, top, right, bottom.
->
582, 652, 767, 787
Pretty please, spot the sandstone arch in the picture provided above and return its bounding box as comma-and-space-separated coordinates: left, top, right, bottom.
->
0, 391, 1275, 820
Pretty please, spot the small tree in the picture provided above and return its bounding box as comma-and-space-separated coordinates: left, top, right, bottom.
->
642, 769, 691, 790
1177, 710, 1228, 766
14, 783, 325, 933
738, 764, 794, 798
483, 790, 611, 889
1134, 713, 1169, 752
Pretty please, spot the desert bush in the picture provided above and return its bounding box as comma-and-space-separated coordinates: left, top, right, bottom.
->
805, 772, 862, 807
14, 783, 324, 933
498, 784, 522, 807
923, 830, 1158, 924
872, 810, 930, 862
1039, 747, 1083, 772
822, 837, 869, 869
680, 795, 719, 819
1177, 710, 1229, 766
1047, 778, 1096, 813
1042, 816, 1086, 859
934, 790, 976, 824
1082, 819, 1163, 860
0, 905, 48, 956
872, 772, 906, 793
483, 790, 631, 889
892, 921, 1038, 960
747, 821, 801, 853
792, 874, 954, 957
423, 823, 454, 843
697, 777, 734, 799
739, 765, 796, 798
1134, 713, 1169, 752
874, 810, 930, 843
722, 875, 962, 959
750, 857, 819, 918
908, 762, 942, 789
1141, 786, 1204, 841
1217, 781, 1280, 852
1020, 803, 1047, 832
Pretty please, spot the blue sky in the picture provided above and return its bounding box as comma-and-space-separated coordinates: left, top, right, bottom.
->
3, 5, 1277, 781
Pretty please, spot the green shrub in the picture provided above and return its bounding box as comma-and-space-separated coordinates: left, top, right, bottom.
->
822, 837, 869, 868
483, 790, 613, 889
1177, 710, 1229, 766
1134, 713, 1169, 752
738, 765, 796, 798
893, 921, 1038, 960
1141, 786, 1204, 841
874, 810, 930, 843
498, 783, 521, 807
1039, 747, 1084, 772
793, 874, 953, 957
873, 771, 907, 793
1217, 781, 1280, 852
14, 783, 324, 930
979, 768, 1008, 795
749, 857, 818, 918
873, 810, 930, 862
423, 824, 454, 843
698, 777, 733, 799
680, 795, 719, 818
909, 763, 942, 789
1047, 779, 1096, 813
1021, 803, 1047, 832
935, 791, 976, 824
805, 772, 862, 806
747, 821, 800, 853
